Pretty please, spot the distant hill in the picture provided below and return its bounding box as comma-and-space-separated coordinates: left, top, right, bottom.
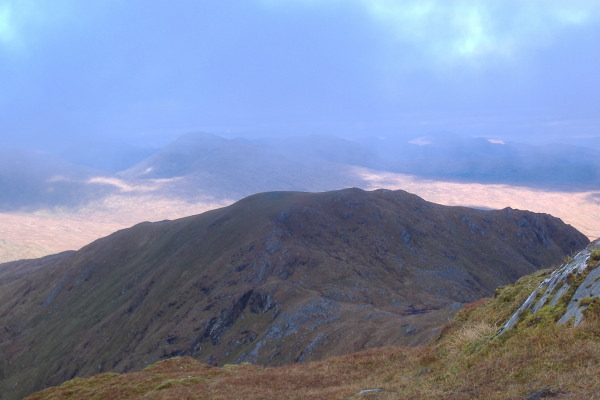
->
239, 134, 385, 170
0, 188, 588, 400
117, 132, 369, 200
2, 133, 599, 212
357, 134, 600, 189
1, 132, 599, 264
122, 132, 600, 197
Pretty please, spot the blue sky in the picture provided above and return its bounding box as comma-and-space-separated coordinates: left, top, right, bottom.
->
1, 0, 599, 149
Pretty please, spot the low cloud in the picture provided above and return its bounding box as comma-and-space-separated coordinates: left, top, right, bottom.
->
409, 137, 432, 146
487, 138, 505, 145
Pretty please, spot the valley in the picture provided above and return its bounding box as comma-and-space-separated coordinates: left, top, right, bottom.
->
1, 171, 597, 263
1, 133, 598, 264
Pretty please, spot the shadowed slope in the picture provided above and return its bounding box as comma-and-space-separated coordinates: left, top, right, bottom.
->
27, 243, 600, 400
0, 188, 588, 399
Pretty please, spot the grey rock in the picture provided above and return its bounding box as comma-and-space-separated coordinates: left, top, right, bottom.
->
499, 239, 600, 334
358, 388, 383, 395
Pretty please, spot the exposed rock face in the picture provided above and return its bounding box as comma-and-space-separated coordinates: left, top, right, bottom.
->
500, 239, 600, 334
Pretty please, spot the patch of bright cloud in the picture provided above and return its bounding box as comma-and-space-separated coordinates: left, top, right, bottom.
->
487, 138, 506, 145
409, 137, 432, 146
87, 177, 161, 193
0, 0, 78, 54
260, 0, 600, 68
0, 3, 17, 47
362, 0, 600, 67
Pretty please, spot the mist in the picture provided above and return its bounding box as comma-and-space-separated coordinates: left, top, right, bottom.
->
1, 1, 600, 263
1, 1, 599, 154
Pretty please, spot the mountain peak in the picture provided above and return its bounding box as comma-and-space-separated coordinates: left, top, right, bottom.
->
0, 188, 589, 399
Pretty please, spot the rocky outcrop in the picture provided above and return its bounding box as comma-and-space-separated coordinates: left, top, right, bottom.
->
499, 238, 600, 334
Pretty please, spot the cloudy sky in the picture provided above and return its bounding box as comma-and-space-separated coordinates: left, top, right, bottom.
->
1, 0, 599, 149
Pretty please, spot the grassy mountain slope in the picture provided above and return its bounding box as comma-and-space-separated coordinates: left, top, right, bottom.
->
27, 259, 600, 400
0, 188, 588, 399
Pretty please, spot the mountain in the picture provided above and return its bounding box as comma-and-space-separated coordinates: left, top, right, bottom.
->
119, 132, 600, 202
358, 134, 600, 190
0, 188, 588, 400
2, 132, 599, 212
2, 132, 599, 263
26, 240, 600, 400
238, 134, 385, 170
117, 132, 369, 200
56, 141, 157, 173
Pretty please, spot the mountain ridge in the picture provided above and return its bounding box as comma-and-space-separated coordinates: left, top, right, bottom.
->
1, 132, 599, 264
0, 188, 588, 400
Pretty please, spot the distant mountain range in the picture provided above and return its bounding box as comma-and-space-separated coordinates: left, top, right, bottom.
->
0, 188, 588, 400
0, 132, 599, 264
380, 135, 600, 189
116, 133, 369, 200
2, 132, 599, 212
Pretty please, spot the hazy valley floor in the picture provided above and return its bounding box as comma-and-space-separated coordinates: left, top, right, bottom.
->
1, 170, 598, 263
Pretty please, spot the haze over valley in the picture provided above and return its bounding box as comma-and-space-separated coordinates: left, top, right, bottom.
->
1, 132, 599, 263
2, 1, 599, 260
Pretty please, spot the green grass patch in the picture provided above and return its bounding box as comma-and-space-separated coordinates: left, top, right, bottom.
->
588, 249, 600, 265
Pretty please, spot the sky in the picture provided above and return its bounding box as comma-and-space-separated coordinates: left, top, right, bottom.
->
1, 0, 600, 150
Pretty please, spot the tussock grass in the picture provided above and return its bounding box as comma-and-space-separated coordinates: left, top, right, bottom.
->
589, 249, 600, 268
27, 269, 600, 400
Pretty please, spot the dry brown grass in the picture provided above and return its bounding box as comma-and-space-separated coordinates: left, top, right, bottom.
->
26, 268, 600, 400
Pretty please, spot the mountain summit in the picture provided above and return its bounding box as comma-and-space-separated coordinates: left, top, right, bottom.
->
0, 188, 588, 399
